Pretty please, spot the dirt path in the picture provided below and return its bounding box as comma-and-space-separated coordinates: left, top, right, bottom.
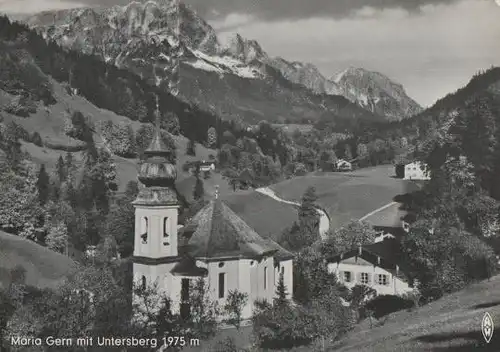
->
255, 187, 330, 239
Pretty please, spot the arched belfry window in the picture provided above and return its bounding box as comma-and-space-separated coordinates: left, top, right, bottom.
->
163, 217, 169, 246
141, 275, 146, 290
141, 217, 148, 244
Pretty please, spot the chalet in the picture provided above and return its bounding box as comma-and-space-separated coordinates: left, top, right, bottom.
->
199, 161, 215, 172
327, 240, 414, 296
403, 161, 430, 180
189, 161, 215, 174
336, 159, 352, 171
132, 107, 293, 321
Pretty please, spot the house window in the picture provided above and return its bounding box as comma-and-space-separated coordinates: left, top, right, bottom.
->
360, 272, 370, 285
264, 267, 268, 290
343, 271, 352, 283
218, 273, 225, 298
141, 275, 146, 290
377, 274, 389, 286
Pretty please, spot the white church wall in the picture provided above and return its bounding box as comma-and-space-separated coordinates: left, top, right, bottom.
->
238, 259, 253, 319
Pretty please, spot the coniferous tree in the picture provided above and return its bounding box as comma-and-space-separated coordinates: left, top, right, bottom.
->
193, 176, 204, 201
64, 152, 74, 178
36, 164, 50, 206
55, 155, 66, 183
274, 271, 288, 307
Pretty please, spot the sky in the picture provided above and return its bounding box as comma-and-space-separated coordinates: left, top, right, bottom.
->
1, 0, 500, 107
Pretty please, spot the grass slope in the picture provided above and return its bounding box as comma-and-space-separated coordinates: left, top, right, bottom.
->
1, 77, 219, 192
221, 190, 298, 242
0, 230, 77, 289
333, 275, 500, 351
270, 165, 420, 230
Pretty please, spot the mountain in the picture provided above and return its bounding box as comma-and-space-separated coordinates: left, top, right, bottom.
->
267, 57, 342, 96
333, 67, 423, 121
23, 0, 384, 124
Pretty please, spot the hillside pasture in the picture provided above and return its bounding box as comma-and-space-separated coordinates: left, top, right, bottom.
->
332, 275, 500, 351
221, 190, 298, 242
270, 165, 420, 230
0, 230, 77, 289
2, 78, 220, 192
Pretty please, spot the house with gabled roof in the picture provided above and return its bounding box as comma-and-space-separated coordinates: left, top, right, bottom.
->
327, 239, 414, 296
132, 103, 293, 321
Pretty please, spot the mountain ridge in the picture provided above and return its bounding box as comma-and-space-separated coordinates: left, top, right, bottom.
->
23, 0, 420, 123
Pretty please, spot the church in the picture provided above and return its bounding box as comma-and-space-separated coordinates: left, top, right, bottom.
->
131, 109, 294, 321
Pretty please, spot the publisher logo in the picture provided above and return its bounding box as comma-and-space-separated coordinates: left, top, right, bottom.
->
482, 312, 494, 344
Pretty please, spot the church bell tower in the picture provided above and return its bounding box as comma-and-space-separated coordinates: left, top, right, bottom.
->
132, 95, 179, 291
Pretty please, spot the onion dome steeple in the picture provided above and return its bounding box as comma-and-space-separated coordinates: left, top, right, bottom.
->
134, 95, 178, 206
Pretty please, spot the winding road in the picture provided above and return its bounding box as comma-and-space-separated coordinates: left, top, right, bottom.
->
255, 187, 330, 240
256, 187, 398, 241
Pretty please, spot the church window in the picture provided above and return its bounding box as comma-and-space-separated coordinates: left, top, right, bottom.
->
218, 273, 225, 298
281, 266, 285, 275
141, 217, 148, 244
141, 275, 146, 290
181, 278, 190, 302
218, 262, 225, 268
264, 267, 268, 290
163, 217, 169, 238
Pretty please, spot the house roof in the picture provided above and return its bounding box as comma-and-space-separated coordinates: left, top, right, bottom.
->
180, 199, 283, 260
328, 239, 409, 276
361, 202, 407, 229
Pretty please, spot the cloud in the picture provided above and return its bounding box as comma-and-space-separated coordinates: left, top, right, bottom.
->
183, 0, 469, 21
215, 0, 500, 106
0, 0, 85, 14
0, 0, 475, 20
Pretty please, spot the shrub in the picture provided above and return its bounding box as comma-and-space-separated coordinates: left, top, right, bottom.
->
364, 295, 415, 320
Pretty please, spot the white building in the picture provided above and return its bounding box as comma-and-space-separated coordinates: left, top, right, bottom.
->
404, 161, 430, 180
327, 240, 414, 296
132, 114, 293, 321
336, 159, 352, 171
199, 161, 215, 172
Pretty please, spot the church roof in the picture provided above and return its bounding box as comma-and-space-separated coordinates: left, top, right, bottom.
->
181, 199, 280, 260
144, 127, 170, 156
170, 256, 208, 277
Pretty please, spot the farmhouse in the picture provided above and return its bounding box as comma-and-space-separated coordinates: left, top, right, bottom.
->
327, 240, 414, 296
132, 111, 293, 321
403, 161, 430, 180
188, 160, 215, 174
336, 159, 352, 171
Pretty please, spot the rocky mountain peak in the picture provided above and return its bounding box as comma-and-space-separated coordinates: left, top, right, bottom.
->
221, 33, 267, 63
332, 67, 423, 120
